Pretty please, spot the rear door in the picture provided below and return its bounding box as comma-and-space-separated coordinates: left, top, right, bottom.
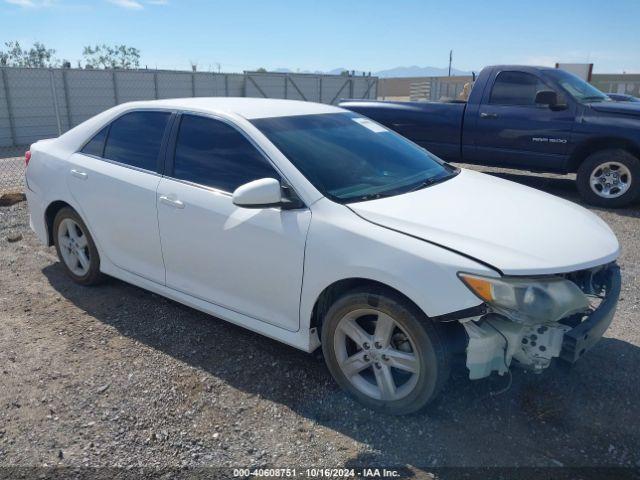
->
156, 114, 311, 331
469, 70, 575, 170
67, 110, 172, 284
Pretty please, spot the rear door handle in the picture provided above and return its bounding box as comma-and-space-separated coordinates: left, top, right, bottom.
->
159, 195, 185, 209
70, 169, 88, 180
480, 112, 498, 119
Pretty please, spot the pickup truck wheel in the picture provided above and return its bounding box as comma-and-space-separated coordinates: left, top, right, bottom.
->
53, 207, 104, 286
321, 288, 450, 415
577, 149, 640, 207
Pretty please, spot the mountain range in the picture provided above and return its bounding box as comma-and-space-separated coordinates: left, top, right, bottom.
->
273, 65, 472, 78
374, 65, 472, 77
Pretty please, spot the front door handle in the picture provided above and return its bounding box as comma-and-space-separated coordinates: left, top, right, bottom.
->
480, 112, 498, 119
159, 195, 185, 209
70, 169, 88, 180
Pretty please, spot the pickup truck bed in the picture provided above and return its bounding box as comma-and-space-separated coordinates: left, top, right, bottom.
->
341, 100, 466, 161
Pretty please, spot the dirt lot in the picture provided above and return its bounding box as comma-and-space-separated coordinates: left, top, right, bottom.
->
0, 156, 24, 194
1, 166, 639, 474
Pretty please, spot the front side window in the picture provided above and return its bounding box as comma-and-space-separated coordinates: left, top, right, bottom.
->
103, 111, 171, 171
172, 115, 278, 193
251, 112, 456, 203
489, 71, 548, 106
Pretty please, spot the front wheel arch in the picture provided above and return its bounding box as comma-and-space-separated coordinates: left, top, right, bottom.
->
568, 137, 640, 173
310, 278, 426, 335
309, 277, 448, 348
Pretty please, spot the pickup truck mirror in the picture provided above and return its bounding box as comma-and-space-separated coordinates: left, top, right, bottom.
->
535, 90, 559, 107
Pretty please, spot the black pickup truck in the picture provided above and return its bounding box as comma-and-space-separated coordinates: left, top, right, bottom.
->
340, 65, 640, 207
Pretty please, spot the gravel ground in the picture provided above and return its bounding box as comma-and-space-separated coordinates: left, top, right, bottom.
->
0, 156, 25, 194
0, 166, 639, 474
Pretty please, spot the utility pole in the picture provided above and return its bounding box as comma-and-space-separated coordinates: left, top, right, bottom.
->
448, 50, 453, 77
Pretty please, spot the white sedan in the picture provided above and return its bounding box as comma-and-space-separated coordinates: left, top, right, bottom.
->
25, 98, 621, 414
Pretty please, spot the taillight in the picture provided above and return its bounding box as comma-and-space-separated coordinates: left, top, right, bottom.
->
25, 150, 31, 167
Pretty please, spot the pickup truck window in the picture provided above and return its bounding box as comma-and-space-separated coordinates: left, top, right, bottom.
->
251, 112, 456, 203
489, 71, 548, 106
544, 69, 609, 103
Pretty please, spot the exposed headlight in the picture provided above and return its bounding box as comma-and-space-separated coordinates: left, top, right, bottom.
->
458, 273, 590, 324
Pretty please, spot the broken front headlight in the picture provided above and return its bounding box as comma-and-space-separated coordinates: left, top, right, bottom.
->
458, 273, 590, 324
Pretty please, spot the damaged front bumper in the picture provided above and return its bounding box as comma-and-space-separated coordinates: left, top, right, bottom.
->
560, 264, 621, 363
461, 263, 621, 380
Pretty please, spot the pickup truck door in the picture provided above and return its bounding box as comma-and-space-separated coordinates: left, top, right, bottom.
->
468, 70, 576, 171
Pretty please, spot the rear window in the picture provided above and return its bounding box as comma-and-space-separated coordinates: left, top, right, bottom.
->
103, 111, 171, 171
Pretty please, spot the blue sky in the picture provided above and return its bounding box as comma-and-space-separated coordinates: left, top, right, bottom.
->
1, 0, 639, 73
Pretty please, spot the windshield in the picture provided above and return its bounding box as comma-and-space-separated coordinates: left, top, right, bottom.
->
251, 112, 456, 203
545, 69, 610, 103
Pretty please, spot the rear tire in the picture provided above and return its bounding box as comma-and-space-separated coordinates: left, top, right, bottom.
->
321, 287, 450, 415
576, 149, 640, 207
53, 207, 104, 286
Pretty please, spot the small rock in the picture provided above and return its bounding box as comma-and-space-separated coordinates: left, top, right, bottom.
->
6, 234, 22, 243
0, 193, 26, 207
96, 384, 110, 394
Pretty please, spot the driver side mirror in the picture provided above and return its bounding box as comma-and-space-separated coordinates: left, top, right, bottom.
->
535, 90, 558, 106
535, 90, 568, 111
232, 178, 282, 208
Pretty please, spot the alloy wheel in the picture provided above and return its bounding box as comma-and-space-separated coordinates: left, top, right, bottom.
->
333, 308, 420, 401
57, 218, 91, 277
589, 161, 632, 199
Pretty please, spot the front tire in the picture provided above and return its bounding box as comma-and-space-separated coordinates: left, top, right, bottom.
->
321, 288, 450, 415
53, 207, 104, 286
576, 149, 640, 207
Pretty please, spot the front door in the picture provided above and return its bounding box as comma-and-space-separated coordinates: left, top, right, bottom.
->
157, 114, 311, 331
469, 70, 575, 171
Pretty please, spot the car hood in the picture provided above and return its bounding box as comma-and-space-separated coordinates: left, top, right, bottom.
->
589, 101, 640, 117
349, 169, 619, 276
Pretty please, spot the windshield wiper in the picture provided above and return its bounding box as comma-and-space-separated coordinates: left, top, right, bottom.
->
582, 96, 607, 102
346, 170, 458, 203
352, 191, 397, 202
407, 171, 456, 193
407, 178, 440, 193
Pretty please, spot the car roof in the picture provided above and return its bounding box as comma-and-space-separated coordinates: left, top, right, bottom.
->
125, 97, 345, 120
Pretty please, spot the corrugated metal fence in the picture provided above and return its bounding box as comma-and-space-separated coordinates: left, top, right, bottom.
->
0, 67, 377, 192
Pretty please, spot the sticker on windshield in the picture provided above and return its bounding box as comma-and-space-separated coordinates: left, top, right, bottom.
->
352, 117, 389, 133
